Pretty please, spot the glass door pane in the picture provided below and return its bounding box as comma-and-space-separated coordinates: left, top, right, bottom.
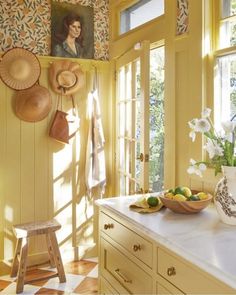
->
116, 41, 150, 196
135, 59, 141, 192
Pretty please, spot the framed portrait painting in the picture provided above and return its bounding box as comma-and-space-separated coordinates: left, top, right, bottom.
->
51, 1, 94, 59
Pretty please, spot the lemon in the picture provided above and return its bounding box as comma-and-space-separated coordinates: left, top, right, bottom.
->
165, 192, 174, 199
197, 192, 208, 200
182, 187, 192, 197
147, 196, 159, 207
189, 195, 200, 201
137, 197, 149, 208
173, 194, 187, 201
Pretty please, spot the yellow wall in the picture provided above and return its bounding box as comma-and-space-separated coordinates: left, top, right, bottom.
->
0, 56, 112, 274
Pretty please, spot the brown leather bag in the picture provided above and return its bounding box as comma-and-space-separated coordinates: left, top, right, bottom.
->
49, 95, 78, 144
49, 110, 69, 144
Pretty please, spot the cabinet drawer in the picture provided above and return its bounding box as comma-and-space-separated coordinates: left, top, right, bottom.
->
101, 237, 152, 295
100, 211, 153, 267
157, 282, 183, 295
157, 248, 234, 294
100, 276, 118, 295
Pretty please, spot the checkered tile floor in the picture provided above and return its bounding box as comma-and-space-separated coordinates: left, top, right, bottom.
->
0, 258, 98, 294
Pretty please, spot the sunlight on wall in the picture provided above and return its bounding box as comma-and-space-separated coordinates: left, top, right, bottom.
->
53, 145, 73, 212
4, 205, 13, 222
4, 228, 13, 260
204, 33, 211, 56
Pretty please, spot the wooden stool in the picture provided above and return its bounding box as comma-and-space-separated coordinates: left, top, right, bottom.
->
11, 219, 66, 294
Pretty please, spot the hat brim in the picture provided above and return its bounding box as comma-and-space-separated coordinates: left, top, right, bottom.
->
0, 48, 41, 90
14, 84, 52, 122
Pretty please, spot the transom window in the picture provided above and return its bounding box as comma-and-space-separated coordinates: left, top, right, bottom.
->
120, 0, 164, 35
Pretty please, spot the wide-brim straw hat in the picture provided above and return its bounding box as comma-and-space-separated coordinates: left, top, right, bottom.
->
49, 60, 84, 95
14, 84, 52, 122
0, 47, 41, 90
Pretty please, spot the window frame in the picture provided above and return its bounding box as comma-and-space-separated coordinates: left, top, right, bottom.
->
212, 0, 236, 119
109, 0, 165, 41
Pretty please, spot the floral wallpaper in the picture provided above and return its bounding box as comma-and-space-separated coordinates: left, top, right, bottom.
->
0, 0, 109, 60
176, 0, 189, 35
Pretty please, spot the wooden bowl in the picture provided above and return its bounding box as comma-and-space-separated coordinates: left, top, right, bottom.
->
159, 194, 213, 214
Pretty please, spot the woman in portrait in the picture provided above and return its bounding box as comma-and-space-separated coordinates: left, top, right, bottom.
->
52, 12, 85, 58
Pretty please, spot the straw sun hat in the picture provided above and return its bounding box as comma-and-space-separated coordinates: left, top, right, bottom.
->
14, 84, 52, 122
0, 47, 41, 90
49, 60, 84, 95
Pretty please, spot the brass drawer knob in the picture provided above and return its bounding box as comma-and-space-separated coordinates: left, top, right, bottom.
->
104, 223, 114, 230
167, 266, 176, 276
133, 244, 141, 252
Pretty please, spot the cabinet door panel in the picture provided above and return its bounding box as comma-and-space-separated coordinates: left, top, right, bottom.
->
101, 237, 152, 295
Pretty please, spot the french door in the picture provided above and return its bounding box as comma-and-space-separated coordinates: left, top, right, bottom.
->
116, 40, 150, 195
116, 41, 165, 196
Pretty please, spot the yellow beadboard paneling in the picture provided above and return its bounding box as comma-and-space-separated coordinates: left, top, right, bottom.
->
175, 50, 189, 186
5, 86, 21, 261
20, 122, 35, 223
0, 81, 7, 263
0, 56, 111, 272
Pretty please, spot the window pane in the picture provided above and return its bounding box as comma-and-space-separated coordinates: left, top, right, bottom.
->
215, 54, 236, 131
221, 0, 236, 18
120, 0, 164, 35
219, 20, 236, 48
135, 60, 141, 181
149, 46, 164, 193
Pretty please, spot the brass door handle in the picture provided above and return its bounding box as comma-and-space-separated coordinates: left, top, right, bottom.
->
133, 244, 141, 252
104, 223, 114, 230
136, 153, 149, 162
167, 266, 176, 276
136, 153, 144, 162
115, 268, 132, 283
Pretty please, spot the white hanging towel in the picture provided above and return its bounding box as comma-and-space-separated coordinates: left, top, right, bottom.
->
85, 89, 106, 197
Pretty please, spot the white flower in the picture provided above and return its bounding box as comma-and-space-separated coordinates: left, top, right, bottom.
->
201, 108, 211, 118
221, 121, 236, 134
204, 139, 224, 159
188, 107, 236, 177
194, 118, 211, 133
190, 158, 196, 165
189, 130, 196, 142
187, 159, 206, 177
188, 118, 198, 130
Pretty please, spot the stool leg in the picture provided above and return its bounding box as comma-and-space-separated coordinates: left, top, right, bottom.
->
48, 232, 66, 283
46, 233, 55, 268
11, 238, 22, 277
16, 237, 29, 294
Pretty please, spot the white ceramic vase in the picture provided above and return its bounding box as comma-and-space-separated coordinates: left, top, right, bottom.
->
214, 166, 236, 225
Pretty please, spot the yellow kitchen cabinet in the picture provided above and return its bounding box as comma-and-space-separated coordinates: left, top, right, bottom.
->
97, 204, 236, 295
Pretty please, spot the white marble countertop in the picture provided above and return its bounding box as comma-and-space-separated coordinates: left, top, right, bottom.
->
96, 195, 236, 290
